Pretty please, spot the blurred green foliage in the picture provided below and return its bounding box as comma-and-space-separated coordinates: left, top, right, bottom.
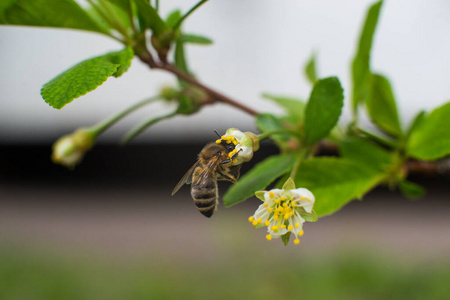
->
0, 247, 448, 300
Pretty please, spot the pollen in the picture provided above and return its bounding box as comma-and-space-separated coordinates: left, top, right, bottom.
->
265, 220, 270, 226
271, 225, 278, 231
252, 220, 258, 226
215, 139, 222, 144
248, 216, 254, 223
295, 222, 300, 228
288, 225, 293, 231
269, 192, 275, 198
280, 224, 286, 229
257, 217, 262, 224
294, 238, 300, 245
298, 230, 304, 236
267, 208, 273, 212
266, 234, 272, 241
232, 159, 238, 164
263, 202, 269, 207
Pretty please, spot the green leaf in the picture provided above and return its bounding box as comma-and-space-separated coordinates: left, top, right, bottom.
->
179, 34, 213, 45
351, 0, 383, 113
106, 0, 130, 13
133, 0, 167, 35
304, 77, 344, 145
407, 102, 450, 160
281, 232, 291, 246
294, 157, 383, 217
256, 113, 291, 151
339, 136, 394, 173
1, 0, 108, 34
223, 155, 294, 207
406, 110, 425, 139
166, 9, 182, 28
175, 40, 189, 73
262, 94, 305, 122
367, 74, 402, 137
398, 180, 425, 200
304, 52, 318, 85
41, 47, 134, 109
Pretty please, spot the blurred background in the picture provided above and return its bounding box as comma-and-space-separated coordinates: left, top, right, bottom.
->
1, 0, 450, 299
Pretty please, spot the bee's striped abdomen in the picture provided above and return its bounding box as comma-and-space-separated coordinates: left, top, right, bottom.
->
191, 168, 218, 218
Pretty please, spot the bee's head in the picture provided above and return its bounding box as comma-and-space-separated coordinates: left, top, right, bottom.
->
214, 130, 237, 152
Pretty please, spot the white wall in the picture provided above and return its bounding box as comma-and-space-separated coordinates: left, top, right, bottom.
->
1, 0, 449, 143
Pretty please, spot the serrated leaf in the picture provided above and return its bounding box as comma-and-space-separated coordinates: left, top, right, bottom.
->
367, 74, 402, 137
304, 52, 318, 85
41, 47, 134, 109
339, 136, 394, 173
398, 180, 425, 200
304, 77, 344, 145
351, 0, 383, 113
294, 157, 383, 217
262, 94, 305, 122
281, 232, 291, 246
1, 0, 108, 34
133, 0, 167, 35
179, 34, 213, 45
223, 155, 294, 207
407, 102, 450, 160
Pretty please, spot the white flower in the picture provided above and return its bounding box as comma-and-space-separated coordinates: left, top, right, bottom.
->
217, 128, 258, 165
249, 178, 317, 245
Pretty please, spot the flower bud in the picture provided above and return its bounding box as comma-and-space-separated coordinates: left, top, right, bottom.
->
51, 128, 96, 168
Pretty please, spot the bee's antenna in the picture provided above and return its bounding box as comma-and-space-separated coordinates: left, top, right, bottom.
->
213, 130, 222, 139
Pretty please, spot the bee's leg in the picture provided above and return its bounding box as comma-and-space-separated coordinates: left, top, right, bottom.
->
217, 171, 238, 183
220, 149, 243, 165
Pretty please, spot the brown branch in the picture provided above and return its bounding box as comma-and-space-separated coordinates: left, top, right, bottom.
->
136, 49, 258, 116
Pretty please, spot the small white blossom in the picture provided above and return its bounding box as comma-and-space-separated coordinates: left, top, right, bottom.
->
217, 128, 258, 165
249, 178, 317, 245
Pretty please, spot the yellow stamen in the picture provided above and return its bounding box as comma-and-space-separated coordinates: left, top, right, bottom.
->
266, 234, 272, 241
271, 225, 278, 231
269, 192, 275, 198
216, 139, 222, 144
298, 230, 304, 236
264, 220, 270, 226
263, 202, 269, 207
248, 216, 254, 223
280, 224, 286, 229
288, 225, 293, 231
295, 222, 300, 228
294, 239, 300, 245
284, 214, 290, 220
283, 203, 288, 208
267, 208, 273, 212
232, 159, 238, 164
274, 199, 281, 204
257, 218, 262, 224
252, 220, 258, 226
273, 214, 279, 221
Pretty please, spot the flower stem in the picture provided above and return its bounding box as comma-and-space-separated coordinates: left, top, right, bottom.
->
121, 111, 178, 144
257, 129, 299, 141
91, 96, 160, 135
290, 148, 309, 179
173, 0, 209, 31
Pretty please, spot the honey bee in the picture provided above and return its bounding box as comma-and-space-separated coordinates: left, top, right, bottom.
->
171, 131, 242, 218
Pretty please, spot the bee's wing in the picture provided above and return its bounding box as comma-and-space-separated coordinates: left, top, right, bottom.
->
171, 161, 200, 195
195, 155, 222, 185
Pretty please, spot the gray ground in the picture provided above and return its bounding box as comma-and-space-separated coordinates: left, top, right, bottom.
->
1, 184, 449, 261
